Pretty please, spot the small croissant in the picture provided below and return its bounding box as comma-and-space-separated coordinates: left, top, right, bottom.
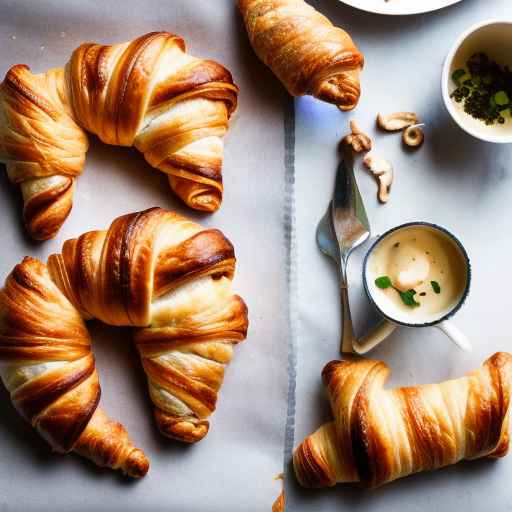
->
294, 353, 512, 488
238, 0, 364, 110
0, 257, 149, 477
0, 32, 238, 240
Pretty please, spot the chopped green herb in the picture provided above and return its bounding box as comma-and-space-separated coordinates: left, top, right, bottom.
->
494, 90, 510, 105
375, 276, 392, 289
431, 281, 441, 294
450, 53, 512, 126
375, 276, 420, 308
452, 68, 466, 83
399, 289, 420, 307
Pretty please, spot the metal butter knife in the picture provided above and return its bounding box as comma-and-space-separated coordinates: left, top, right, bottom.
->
317, 147, 395, 354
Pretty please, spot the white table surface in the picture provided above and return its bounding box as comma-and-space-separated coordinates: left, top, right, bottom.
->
0, 2, 289, 511
288, 0, 512, 510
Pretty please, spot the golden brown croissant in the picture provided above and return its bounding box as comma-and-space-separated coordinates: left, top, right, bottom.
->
0, 257, 149, 476
294, 353, 512, 489
0, 32, 238, 240
14, 207, 247, 445
238, 0, 364, 111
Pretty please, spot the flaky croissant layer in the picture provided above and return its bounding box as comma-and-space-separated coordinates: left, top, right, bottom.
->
0, 256, 149, 477
294, 352, 512, 489
238, 0, 364, 110
0, 32, 238, 240
0, 207, 248, 474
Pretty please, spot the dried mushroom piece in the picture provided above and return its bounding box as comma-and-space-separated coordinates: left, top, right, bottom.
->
341, 120, 372, 153
402, 123, 425, 147
363, 153, 393, 203
377, 112, 418, 131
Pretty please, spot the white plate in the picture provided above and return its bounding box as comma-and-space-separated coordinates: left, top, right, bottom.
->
338, 0, 462, 16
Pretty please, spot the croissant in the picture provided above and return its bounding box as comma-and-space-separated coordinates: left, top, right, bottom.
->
0, 32, 238, 240
294, 352, 512, 489
237, 0, 364, 111
0, 257, 149, 476
0, 207, 247, 448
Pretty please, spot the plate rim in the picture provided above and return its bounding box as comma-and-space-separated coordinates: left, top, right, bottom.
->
336, 0, 462, 16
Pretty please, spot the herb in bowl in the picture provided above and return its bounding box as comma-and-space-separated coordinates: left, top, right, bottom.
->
375, 275, 420, 308
431, 280, 441, 294
451, 52, 512, 125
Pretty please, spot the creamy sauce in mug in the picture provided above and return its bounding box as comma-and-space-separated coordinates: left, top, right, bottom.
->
367, 226, 468, 324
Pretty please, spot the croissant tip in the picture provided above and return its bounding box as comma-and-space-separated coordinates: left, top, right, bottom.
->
25, 211, 65, 240
24, 204, 72, 240
155, 408, 209, 443
188, 195, 222, 213
313, 71, 362, 112
337, 103, 358, 112
321, 360, 342, 385
26, 225, 60, 241
123, 448, 150, 478
293, 437, 335, 489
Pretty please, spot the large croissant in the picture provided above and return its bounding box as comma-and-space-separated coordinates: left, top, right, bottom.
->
238, 0, 364, 111
0, 257, 149, 476
0, 32, 238, 240
294, 353, 512, 488
0, 208, 248, 475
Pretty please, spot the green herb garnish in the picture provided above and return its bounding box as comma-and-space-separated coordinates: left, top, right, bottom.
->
375, 276, 420, 307
452, 68, 466, 84
494, 90, 510, 106
399, 289, 421, 307
431, 281, 441, 294
375, 276, 392, 289
450, 53, 512, 125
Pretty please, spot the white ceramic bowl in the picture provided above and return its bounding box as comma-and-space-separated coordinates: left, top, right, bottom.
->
442, 20, 512, 143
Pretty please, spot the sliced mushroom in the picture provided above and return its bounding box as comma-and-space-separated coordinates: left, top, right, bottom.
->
363, 153, 393, 203
402, 123, 425, 147
377, 112, 418, 132
341, 120, 372, 153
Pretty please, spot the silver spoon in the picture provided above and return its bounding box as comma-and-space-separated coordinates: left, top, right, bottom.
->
317, 147, 395, 354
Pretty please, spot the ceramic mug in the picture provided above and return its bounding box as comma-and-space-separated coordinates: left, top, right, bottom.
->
355, 222, 472, 354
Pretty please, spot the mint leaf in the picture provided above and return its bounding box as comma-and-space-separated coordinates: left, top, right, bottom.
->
431, 281, 441, 294
399, 289, 420, 307
375, 276, 392, 289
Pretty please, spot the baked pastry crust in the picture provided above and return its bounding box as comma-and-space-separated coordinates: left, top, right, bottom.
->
294, 353, 512, 488
0, 257, 149, 476
0, 32, 238, 240
238, 0, 364, 110
0, 207, 248, 473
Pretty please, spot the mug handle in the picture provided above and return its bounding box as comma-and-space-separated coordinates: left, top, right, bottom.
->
437, 320, 472, 351
352, 320, 397, 354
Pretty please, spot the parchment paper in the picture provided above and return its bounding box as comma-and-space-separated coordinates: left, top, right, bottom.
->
0, 1, 288, 510
287, 0, 512, 510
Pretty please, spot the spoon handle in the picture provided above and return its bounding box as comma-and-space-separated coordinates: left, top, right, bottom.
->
339, 264, 355, 354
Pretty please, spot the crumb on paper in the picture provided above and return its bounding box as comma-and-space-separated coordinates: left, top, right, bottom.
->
11, 35, 16, 40
60, 31, 67, 38
272, 474, 285, 512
